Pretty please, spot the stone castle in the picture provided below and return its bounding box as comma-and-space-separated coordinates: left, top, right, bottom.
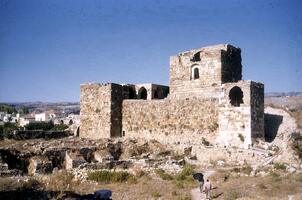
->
80, 44, 264, 149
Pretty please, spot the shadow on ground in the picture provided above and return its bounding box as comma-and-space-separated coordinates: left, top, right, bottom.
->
264, 113, 283, 142
0, 190, 100, 200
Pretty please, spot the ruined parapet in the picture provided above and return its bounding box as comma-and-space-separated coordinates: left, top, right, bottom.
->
169, 44, 242, 99
122, 83, 169, 100
28, 156, 53, 175
80, 83, 123, 139
134, 84, 169, 100
217, 81, 264, 148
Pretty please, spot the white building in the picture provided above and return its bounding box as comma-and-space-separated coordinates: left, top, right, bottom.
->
35, 112, 56, 121
19, 115, 35, 127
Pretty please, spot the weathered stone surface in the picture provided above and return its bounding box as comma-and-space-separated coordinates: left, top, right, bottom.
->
78, 44, 264, 148
93, 149, 113, 162
28, 156, 52, 175
65, 151, 87, 169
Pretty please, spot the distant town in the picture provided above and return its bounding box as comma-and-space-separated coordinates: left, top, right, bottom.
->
0, 102, 80, 138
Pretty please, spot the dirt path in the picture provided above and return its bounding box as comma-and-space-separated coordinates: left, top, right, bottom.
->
191, 170, 215, 200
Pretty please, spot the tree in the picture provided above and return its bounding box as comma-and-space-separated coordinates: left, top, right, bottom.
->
25, 121, 54, 131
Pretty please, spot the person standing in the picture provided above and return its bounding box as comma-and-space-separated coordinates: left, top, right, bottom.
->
199, 177, 204, 193
203, 179, 212, 199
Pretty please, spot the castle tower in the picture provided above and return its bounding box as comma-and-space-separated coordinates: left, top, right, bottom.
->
169, 44, 242, 99
80, 83, 123, 139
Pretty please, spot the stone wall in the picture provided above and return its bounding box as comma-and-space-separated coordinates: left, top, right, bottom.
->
218, 81, 264, 148
80, 83, 111, 139
251, 81, 265, 138
110, 84, 123, 137
80, 83, 123, 139
169, 44, 242, 99
122, 98, 219, 143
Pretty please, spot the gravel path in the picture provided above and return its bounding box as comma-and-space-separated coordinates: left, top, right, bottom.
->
191, 170, 215, 200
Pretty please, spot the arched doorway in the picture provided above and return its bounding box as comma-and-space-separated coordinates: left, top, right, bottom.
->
138, 87, 147, 100
229, 86, 244, 107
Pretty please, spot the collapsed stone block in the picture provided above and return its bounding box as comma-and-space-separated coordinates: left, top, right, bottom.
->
93, 149, 114, 163
28, 156, 53, 175
65, 151, 87, 169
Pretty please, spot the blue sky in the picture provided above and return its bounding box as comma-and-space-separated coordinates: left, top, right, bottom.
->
0, 0, 301, 102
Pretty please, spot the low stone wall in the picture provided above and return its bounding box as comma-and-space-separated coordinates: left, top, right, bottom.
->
122, 98, 219, 144
13, 130, 71, 140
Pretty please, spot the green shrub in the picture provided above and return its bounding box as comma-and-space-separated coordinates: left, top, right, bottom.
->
51, 124, 69, 131
0, 104, 17, 114
2, 122, 19, 139
151, 191, 161, 198
176, 165, 195, 181
174, 180, 184, 188
274, 162, 287, 170
87, 170, 136, 183
241, 164, 253, 175
25, 121, 54, 131
225, 190, 246, 200
269, 171, 281, 181
155, 169, 174, 180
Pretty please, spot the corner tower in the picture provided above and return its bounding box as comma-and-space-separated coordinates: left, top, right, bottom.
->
80, 83, 123, 139
169, 44, 242, 99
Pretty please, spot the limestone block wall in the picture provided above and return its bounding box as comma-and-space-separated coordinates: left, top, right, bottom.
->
218, 81, 252, 148
169, 44, 242, 99
122, 98, 219, 143
80, 83, 123, 139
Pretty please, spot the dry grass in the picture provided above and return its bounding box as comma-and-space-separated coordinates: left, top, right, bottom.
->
59, 175, 194, 200
289, 109, 302, 130
211, 171, 302, 200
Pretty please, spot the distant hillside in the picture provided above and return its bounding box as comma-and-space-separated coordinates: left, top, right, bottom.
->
265, 92, 302, 97
0, 102, 80, 115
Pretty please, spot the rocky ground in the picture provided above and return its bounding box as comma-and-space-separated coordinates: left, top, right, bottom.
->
0, 104, 301, 199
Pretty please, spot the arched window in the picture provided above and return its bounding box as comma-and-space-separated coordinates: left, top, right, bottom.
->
191, 65, 200, 80
138, 87, 147, 100
229, 86, 244, 107
193, 68, 199, 79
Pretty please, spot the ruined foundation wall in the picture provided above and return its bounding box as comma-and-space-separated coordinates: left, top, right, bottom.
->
122, 98, 219, 143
